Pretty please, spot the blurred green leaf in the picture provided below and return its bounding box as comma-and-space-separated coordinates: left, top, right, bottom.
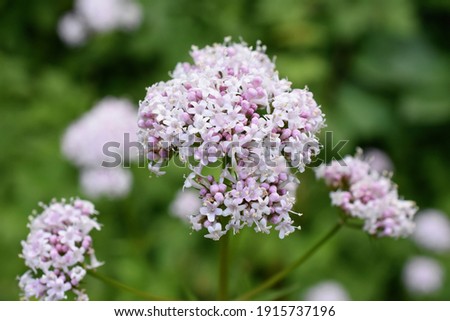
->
400, 91, 450, 124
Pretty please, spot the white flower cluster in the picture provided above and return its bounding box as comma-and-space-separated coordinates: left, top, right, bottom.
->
316, 150, 417, 238
170, 189, 202, 222
138, 38, 323, 240
303, 280, 350, 301
413, 209, 450, 253
62, 97, 137, 199
19, 199, 102, 300
363, 148, 393, 173
58, 0, 142, 46
405, 209, 450, 296
402, 256, 444, 295
80, 167, 132, 200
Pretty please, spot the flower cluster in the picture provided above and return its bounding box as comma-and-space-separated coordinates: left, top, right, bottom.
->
403, 209, 450, 296
170, 189, 202, 222
316, 150, 417, 238
363, 148, 393, 173
402, 256, 444, 295
80, 167, 132, 200
62, 97, 138, 199
138, 38, 324, 240
303, 280, 350, 301
58, 0, 142, 46
19, 199, 102, 300
413, 209, 450, 253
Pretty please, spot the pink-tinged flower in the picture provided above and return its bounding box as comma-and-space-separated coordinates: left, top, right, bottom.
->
57, 13, 87, 47
62, 97, 138, 199
303, 280, 350, 301
58, 0, 142, 46
316, 149, 417, 238
62, 97, 138, 168
80, 167, 132, 199
139, 38, 325, 240
204, 223, 226, 241
403, 256, 444, 295
413, 209, 450, 253
18, 199, 102, 301
363, 148, 393, 173
76, 0, 142, 32
170, 189, 202, 221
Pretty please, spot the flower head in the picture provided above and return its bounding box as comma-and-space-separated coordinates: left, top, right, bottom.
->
170, 189, 202, 221
138, 38, 324, 240
413, 209, 450, 253
316, 150, 417, 238
62, 97, 138, 168
138, 39, 324, 176
57, 13, 87, 47
303, 280, 350, 301
80, 167, 132, 199
402, 256, 444, 295
76, 0, 142, 32
363, 148, 393, 173
19, 199, 102, 300
62, 97, 138, 199
58, 0, 142, 46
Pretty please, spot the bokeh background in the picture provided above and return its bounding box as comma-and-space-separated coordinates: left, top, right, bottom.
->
1, 0, 449, 300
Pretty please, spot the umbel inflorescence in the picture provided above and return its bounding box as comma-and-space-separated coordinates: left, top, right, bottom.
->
58, 0, 142, 46
19, 199, 102, 300
138, 38, 326, 240
316, 150, 417, 238
62, 97, 138, 199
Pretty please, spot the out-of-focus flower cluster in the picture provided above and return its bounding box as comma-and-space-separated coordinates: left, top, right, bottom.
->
170, 189, 202, 222
413, 209, 450, 253
58, 0, 142, 46
316, 150, 417, 238
363, 148, 393, 173
402, 256, 444, 295
62, 97, 137, 199
138, 38, 324, 240
19, 199, 102, 300
401, 209, 450, 296
303, 280, 350, 301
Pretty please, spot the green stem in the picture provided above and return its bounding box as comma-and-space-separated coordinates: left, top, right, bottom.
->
218, 232, 230, 300
235, 220, 344, 300
87, 269, 171, 301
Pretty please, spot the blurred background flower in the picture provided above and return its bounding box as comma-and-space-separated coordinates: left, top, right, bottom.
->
1, 0, 449, 300
402, 256, 444, 296
363, 148, 394, 173
58, 0, 142, 46
413, 209, 450, 253
61, 96, 138, 168
80, 167, 133, 200
170, 189, 202, 222
61, 96, 138, 199
303, 280, 350, 301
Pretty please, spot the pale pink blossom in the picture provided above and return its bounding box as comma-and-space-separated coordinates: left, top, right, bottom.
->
303, 280, 350, 301
413, 209, 450, 253
403, 256, 444, 295
19, 199, 102, 300
139, 38, 325, 240
316, 150, 417, 238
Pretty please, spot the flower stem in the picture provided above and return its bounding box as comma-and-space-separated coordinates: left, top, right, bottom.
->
218, 232, 230, 300
87, 269, 171, 301
235, 220, 344, 300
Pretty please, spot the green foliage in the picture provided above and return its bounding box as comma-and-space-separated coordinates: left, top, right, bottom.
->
1, 0, 449, 300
